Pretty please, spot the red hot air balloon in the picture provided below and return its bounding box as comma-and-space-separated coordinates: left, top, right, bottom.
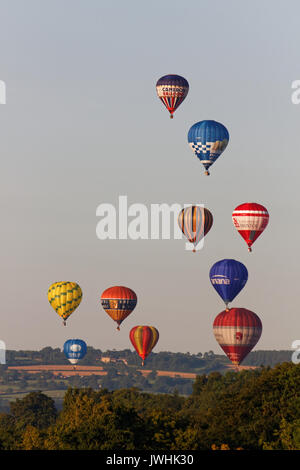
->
213, 308, 262, 367
178, 206, 213, 252
129, 326, 159, 366
101, 286, 137, 330
232, 203, 269, 252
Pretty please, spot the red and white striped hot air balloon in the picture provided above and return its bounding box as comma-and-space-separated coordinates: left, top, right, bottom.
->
213, 308, 262, 366
232, 203, 269, 252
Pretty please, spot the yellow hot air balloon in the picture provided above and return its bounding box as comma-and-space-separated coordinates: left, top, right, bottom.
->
48, 282, 82, 326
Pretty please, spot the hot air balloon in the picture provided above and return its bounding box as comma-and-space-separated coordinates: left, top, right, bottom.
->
130, 326, 159, 366
63, 339, 87, 367
209, 259, 248, 310
232, 203, 269, 252
101, 286, 137, 330
213, 308, 262, 367
156, 74, 189, 118
178, 205, 213, 252
188, 120, 229, 175
48, 282, 82, 326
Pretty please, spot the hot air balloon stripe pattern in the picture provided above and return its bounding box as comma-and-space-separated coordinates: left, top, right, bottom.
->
232, 203, 269, 251
178, 206, 213, 251
213, 308, 262, 366
130, 326, 159, 366
48, 282, 82, 325
188, 120, 229, 175
159, 95, 186, 114
156, 74, 189, 118
101, 286, 137, 329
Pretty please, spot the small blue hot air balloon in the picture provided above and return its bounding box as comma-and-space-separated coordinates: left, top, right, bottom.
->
188, 120, 229, 175
209, 259, 248, 310
63, 339, 87, 366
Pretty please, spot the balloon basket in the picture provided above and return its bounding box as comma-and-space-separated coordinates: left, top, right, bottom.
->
117, 326, 120, 331
248, 247, 252, 252
204, 171, 210, 176
170, 114, 173, 119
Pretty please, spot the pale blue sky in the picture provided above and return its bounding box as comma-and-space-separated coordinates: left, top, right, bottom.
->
0, 0, 299, 353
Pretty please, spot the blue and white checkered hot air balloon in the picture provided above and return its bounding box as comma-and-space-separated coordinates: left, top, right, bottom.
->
63, 339, 87, 366
188, 120, 229, 175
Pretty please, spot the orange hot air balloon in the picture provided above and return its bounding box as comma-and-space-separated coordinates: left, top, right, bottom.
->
213, 308, 262, 367
178, 205, 213, 252
101, 286, 137, 330
129, 326, 159, 366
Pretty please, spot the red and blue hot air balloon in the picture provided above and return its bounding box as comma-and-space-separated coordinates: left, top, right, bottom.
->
209, 259, 248, 310
101, 286, 137, 330
156, 75, 189, 118
188, 120, 229, 175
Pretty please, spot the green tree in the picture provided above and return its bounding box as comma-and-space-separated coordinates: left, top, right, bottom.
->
45, 388, 148, 450
0, 413, 25, 449
10, 391, 57, 430
192, 375, 208, 395
22, 425, 44, 450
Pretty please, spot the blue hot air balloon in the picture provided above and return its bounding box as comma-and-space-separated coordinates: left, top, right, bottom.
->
209, 259, 248, 309
63, 339, 87, 365
188, 120, 229, 175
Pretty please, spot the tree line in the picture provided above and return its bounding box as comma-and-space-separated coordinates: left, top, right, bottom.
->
0, 362, 298, 450
6, 347, 293, 369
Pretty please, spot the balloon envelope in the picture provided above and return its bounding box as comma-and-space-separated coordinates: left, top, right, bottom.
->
130, 325, 159, 365
188, 120, 229, 175
232, 203, 269, 251
210, 259, 248, 306
213, 308, 262, 366
101, 286, 137, 329
63, 339, 87, 365
48, 282, 82, 325
178, 205, 213, 251
156, 74, 189, 118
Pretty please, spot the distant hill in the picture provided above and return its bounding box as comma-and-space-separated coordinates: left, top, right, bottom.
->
0, 347, 293, 401
5, 347, 292, 369
242, 350, 292, 367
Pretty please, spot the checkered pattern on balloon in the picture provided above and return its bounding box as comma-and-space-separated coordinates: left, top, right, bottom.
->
189, 139, 228, 168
